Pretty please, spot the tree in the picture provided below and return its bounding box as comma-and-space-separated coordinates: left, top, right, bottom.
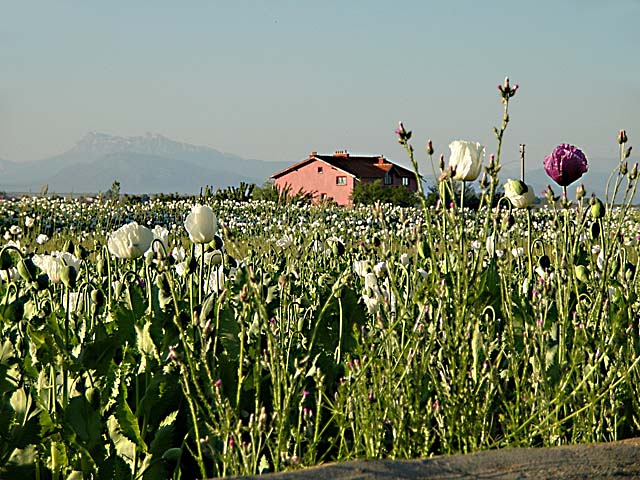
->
105, 180, 121, 201
253, 181, 313, 205
351, 180, 419, 207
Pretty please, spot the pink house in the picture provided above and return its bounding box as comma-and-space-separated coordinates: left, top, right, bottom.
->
270, 150, 419, 205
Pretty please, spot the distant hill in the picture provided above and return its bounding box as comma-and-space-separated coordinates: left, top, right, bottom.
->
0, 132, 290, 194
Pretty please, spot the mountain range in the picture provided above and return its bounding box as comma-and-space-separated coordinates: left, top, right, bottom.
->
0, 132, 290, 194
0, 133, 631, 202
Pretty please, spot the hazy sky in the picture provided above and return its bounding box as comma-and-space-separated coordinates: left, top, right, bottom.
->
1, 0, 639, 180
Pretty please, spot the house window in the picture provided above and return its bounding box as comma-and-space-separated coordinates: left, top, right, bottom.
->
320, 193, 327, 200
317, 166, 323, 174
336, 176, 347, 185
384, 172, 392, 185
402, 177, 410, 186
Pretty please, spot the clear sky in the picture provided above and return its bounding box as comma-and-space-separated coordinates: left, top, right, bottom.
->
1, 0, 639, 180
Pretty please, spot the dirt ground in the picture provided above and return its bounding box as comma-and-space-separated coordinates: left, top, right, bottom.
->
235, 437, 640, 479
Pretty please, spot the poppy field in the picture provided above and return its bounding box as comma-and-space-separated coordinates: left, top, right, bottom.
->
1, 80, 640, 479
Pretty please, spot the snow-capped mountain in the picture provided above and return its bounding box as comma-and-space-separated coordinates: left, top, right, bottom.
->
71, 132, 216, 158
0, 132, 289, 194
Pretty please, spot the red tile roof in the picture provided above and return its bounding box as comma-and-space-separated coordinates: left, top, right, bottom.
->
270, 152, 417, 180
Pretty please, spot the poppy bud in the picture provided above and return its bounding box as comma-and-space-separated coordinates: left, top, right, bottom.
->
114, 281, 124, 299
18, 258, 37, 282
74, 244, 89, 260
395, 121, 411, 144
544, 184, 556, 204
209, 234, 225, 251
575, 184, 586, 201
502, 213, 515, 231
162, 448, 182, 463
574, 265, 589, 283
96, 255, 106, 277
35, 274, 49, 291
620, 161, 628, 175
590, 197, 605, 219
625, 146, 632, 159
208, 251, 222, 266
618, 129, 628, 144
86, 387, 101, 410
479, 172, 489, 189
0, 250, 13, 270
91, 289, 105, 308
61, 265, 77, 289
623, 262, 636, 282
331, 240, 345, 256
185, 255, 198, 274
630, 164, 638, 181
144, 250, 155, 267
426, 139, 434, 156
63, 239, 75, 254
538, 255, 551, 270
418, 239, 429, 259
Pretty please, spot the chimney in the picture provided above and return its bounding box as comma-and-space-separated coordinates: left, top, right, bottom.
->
378, 155, 385, 165
311, 151, 318, 156
333, 150, 349, 158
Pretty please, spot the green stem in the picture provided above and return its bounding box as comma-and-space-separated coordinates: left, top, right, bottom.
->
63, 286, 70, 409
198, 245, 205, 304
526, 208, 533, 282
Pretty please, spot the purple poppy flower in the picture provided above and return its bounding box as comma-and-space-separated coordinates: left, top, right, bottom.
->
543, 144, 588, 187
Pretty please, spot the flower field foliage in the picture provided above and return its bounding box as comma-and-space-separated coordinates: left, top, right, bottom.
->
1, 79, 640, 479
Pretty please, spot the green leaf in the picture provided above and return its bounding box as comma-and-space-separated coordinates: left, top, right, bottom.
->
106, 415, 136, 470
136, 321, 159, 374
126, 283, 147, 321
115, 392, 146, 452
1, 445, 36, 479
218, 305, 241, 359
149, 411, 178, 456
78, 334, 120, 376
65, 395, 103, 450
50, 440, 68, 476
9, 388, 31, 425
98, 449, 132, 478
108, 303, 136, 345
